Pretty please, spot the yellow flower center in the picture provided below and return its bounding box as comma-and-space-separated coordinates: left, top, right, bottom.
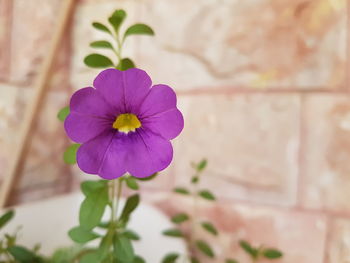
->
113, 113, 141, 133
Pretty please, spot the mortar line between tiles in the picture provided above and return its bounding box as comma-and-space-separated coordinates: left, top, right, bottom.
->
322, 215, 332, 263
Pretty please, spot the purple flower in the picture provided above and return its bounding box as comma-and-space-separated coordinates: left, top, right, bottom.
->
64, 68, 184, 179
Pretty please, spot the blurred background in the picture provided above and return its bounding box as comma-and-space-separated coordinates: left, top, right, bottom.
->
0, 0, 349, 262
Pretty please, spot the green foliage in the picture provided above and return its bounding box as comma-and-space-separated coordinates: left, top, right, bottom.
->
162, 252, 179, 263
108, 9, 127, 33
63, 144, 80, 165
195, 240, 215, 258
173, 187, 190, 195
190, 257, 200, 263
57, 106, 70, 122
80, 250, 101, 263
79, 184, 109, 231
162, 228, 183, 238
135, 172, 158, 181
49, 246, 85, 263
225, 259, 239, 263
7, 245, 38, 263
239, 240, 258, 259
133, 255, 146, 263
84, 54, 114, 68
122, 230, 140, 241
200, 222, 218, 236
92, 22, 112, 34
171, 213, 189, 224
263, 248, 283, 259
125, 176, 139, 190
0, 210, 14, 229
191, 176, 199, 184
120, 194, 140, 223
117, 58, 135, 71
90, 40, 114, 49
81, 180, 107, 196
124, 24, 154, 38
196, 159, 207, 172
198, 190, 216, 201
113, 235, 135, 263
68, 226, 100, 244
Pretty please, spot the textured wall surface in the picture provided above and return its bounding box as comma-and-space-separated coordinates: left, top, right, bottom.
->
0, 0, 349, 262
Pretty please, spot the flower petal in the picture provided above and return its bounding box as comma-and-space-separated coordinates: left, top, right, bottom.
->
69, 87, 114, 117
77, 131, 127, 179
125, 129, 173, 178
64, 113, 112, 143
93, 68, 152, 113
141, 109, 184, 140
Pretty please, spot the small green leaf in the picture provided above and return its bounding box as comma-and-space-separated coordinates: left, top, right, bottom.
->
136, 172, 158, 181
108, 9, 127, 33
117, 58, 135, 71
123, 229, 140, 241
191, 176, 199, 184
120, 194, 140, 223
90, 40, 114, 49
8, 246, 36, 262
133, 255, 146, 263
162, 228, 183, 238
68, 226, 100, 244
201, 222, 218, 236
162, 253, 179, 263
198, 190, 216, 201
80, 250, 101, 263
197, 159, 207, 171
57, 106, 69, 122
99, 229, 114, 259
63, 144, 80, 164
226, 259, 239, 263
79, 186, 109, 230
195, 240, 215, 258
81, 180, 107, 196
0, 210, 14, 229
171, 213, 189, 224
191, 257, 200, 263
125, 176, 139, 190
92, 22, 112, 34
124, 23, 154, 38
239, 240, 258, 259
84, 54, 114, 68
174, 187, 190, 195
113, 235, 135, 263
263, 248, 283, 259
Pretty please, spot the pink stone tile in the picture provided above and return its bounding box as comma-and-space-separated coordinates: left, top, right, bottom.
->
0, 0, 12, 81
173, 93, 300, 206
9, 0, 62, 84
327, 219, 350, 263
136, 0, 348, 90
149, 193, 327, 263
301, 95, 350, 213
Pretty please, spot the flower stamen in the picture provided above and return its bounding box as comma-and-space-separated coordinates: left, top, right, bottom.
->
113, 113, 141, 133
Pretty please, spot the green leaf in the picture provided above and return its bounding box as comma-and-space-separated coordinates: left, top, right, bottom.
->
191, 257, 200, 263
195, 240, 215, 258
173, 187, 190, 195
80, 250, 101, 263
239, 240, 258, 259
117, 58, 135, 71
8, 246, 36, 262
98, 229, 114, 259
263, 248, 283, 259
171, 213, 189, 224
113, 235, 135, 263
92, 22, 112, 34
63, 144, 80, 164
191, 176, 199, 184
90, 40, 114, 49
225, 259, 239, 263
133, 256, 146, 263
79, 186, 109, 230
124, 23, 154, 38
84, 54, 114, 68
0, 210, 14, 229
81, 180, 107, 196
162, 228, 183, 238
198, 190, 216, 201
162, 253, 179, 263
125, 177, 139, 190
201, 222, 218, 236
123, 229, 140, 241
136, 172, 158, 181
68, 226, 100, 244
197, 159, 207, 171
108, 9, 127, 33
57, 106, 69, 122
120, 194, 140, 223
